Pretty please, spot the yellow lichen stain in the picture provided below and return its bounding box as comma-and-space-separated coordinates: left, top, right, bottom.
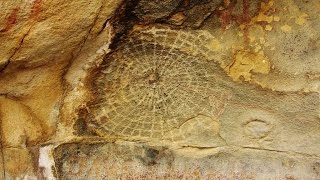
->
295, 13, 308, 26
280, 24, 292, 32
273, 16, 280, 22
206, 39, 221, 51
239, 0, 277, 46
252, 0, 275, 24
249, 36, 256, 43
225, 49, 271, 81
261, 0, 274, 11
229, 1, 277, 82
247, 25, 271, 49
255, 13, 274, 23
254, 45, 262, 52
265, 25, 273, 31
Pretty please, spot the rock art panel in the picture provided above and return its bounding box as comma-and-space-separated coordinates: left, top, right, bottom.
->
0, 0, 319, 179
87, 28, 232, 141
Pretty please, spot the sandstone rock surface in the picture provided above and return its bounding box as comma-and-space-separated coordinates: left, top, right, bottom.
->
0, 0, 319, 179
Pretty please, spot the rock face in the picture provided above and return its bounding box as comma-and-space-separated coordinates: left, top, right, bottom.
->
54, 142, 320, 179
0, 0, 319, 179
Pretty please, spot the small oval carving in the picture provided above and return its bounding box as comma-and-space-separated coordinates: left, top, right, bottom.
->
244, 119, 272, 139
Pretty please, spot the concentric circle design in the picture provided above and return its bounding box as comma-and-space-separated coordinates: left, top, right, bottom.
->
89, 30, 228, 139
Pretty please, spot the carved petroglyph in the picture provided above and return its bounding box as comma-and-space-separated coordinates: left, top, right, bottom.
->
244, 119, 272, 139
88, 27, 231, 140
239, 109, 276, 144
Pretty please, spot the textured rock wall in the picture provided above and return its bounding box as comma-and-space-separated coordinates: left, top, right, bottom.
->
0, 0, 319, 179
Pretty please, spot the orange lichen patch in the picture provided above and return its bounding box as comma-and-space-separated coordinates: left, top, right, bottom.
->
0, 7, 20, 33
169, 12, 186, 25
225, 49, 271, 81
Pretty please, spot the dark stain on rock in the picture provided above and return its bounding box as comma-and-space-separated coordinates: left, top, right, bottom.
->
74, 117, 88, 136
146, 148, 160, 160
134, 0, 184, 22
313, 162, 320, 175
74, 107, 97, 136
109, 0, 140, 50
181, 1, 220, 28
0, 61, 10, 73
137, 148, 161, 166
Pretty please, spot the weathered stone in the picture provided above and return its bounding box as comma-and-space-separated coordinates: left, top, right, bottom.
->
181, 1, 220, 28
134, 0, 183, 22
0, 0, 319, 179
53, 142, 320, 179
